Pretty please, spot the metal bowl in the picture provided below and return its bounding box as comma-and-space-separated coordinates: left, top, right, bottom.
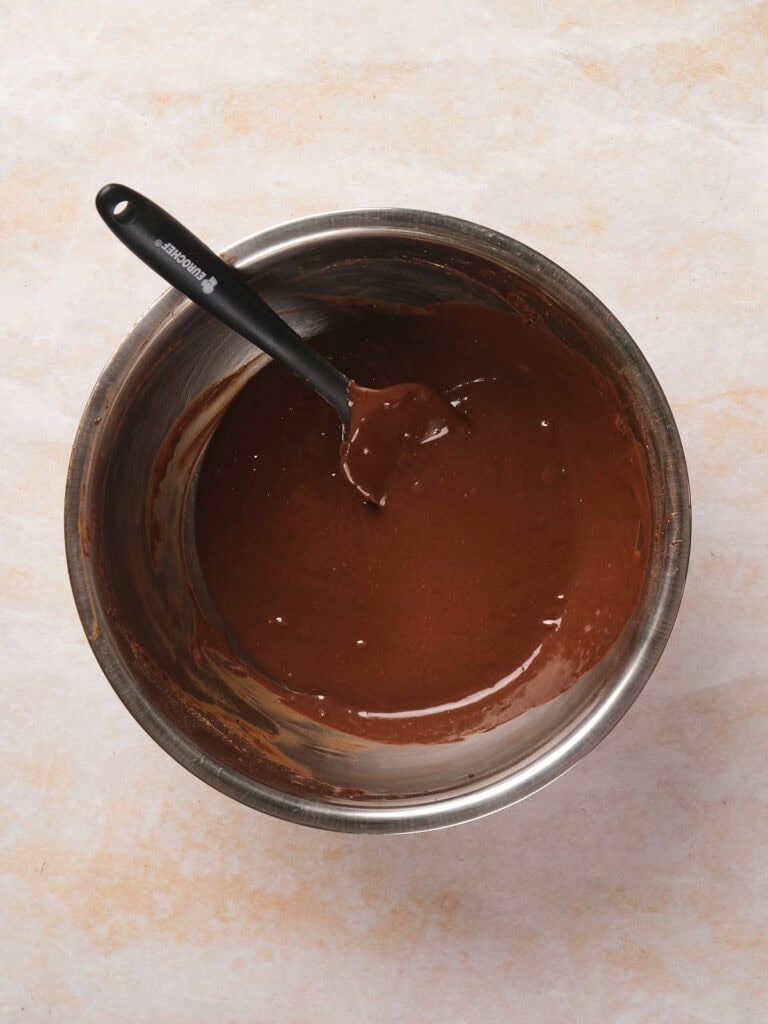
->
65, 209, 691, 833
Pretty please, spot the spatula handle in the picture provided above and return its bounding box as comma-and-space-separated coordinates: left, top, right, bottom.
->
96, 183, 350, 427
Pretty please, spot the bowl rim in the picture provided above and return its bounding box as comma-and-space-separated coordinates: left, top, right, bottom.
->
65, 207, 691, 834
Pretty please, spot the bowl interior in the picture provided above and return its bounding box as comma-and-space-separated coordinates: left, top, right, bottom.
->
69, 213, 688, 830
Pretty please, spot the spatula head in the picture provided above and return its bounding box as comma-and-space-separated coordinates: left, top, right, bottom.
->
340, 381, 466, 506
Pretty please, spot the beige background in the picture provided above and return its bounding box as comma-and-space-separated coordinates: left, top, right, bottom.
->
2, 1, 767, 1020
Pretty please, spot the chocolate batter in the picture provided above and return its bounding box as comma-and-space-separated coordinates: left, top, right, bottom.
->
194, 303, 650, 743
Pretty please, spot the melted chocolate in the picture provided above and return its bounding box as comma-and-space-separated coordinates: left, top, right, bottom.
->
194, 303, 650, 744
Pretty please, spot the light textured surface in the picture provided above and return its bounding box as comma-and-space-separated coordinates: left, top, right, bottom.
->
2, 1, 767, 1020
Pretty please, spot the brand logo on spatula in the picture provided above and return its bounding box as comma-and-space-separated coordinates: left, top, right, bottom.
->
154, 239, 217, 293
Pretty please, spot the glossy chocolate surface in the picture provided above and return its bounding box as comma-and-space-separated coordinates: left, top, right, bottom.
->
195, 303, 650, 743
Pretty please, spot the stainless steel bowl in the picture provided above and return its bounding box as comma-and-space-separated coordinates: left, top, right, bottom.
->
65, 209, 691, 833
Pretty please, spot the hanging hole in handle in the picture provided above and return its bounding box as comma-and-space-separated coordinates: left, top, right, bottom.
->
113, 199, 136, 224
